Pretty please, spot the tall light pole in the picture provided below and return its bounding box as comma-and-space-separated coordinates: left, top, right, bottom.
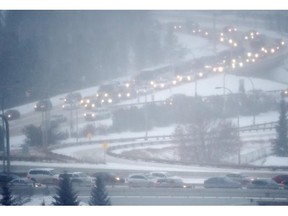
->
222, 71, 227, 96
144, 84, 148, 140
0, 114, 10, 173
216, 86, 241, 165
246, 77, 256, 125
194, 73, 198, 97
0, 84, 19, 173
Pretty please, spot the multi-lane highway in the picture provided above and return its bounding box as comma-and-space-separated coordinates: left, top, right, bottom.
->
30, 185, 288, 205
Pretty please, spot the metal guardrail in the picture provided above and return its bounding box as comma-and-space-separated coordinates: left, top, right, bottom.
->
240, 121, 278, 132
50, 120, 278, 150
45, 118, 286, 170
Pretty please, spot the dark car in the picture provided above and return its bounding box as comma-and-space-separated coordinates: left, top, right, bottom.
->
64, 92, 82, 104
204, 177, 242, 189
92, 172, 125, 185
0, 173, 20, 186
246, 178, 280, 190
34, 99, 53, 112
273, 175, 288, 184
225, 173, 254, 186
4, 109, 20, 120
84, 111, 111, 121
84, 112, 97, 121
7, 178, 34, 196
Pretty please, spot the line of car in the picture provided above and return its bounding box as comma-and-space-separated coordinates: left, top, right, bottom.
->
125, 172, 187, 188
203, 173, 288, 190
1, 169, 288, 192
0, 170, 188, 190
25, 168, 125, 187
0, 168, 125, 193
124, 172, 288, 190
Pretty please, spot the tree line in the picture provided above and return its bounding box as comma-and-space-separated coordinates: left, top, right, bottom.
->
0, 11, 182, 108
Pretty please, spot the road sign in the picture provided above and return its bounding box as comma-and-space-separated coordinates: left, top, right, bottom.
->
102, 143, 109, 150
87, 133, 92, 141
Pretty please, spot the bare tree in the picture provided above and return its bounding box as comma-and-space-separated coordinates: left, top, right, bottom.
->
174, 119, 241, 164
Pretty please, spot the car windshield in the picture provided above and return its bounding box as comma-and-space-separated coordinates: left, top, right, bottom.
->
145, 175, 155, 180
48, 170, 56, 176
77, 173, 88, 177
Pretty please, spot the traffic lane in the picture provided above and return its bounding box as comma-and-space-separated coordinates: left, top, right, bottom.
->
106, 187, 288, 199
34, 185, 288, 199
107, 196, 288, 205
80, 195, 255, 205
9, 103, 72, 136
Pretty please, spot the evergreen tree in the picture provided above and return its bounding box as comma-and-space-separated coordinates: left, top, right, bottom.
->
273, 98, 288, 156
52, 172, 79, 206
89, 177, 111, 205
22, 124, 42, 147
1, 181, 16, 206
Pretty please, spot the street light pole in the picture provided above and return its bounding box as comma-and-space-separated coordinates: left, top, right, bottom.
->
246, 77, 256, 125
216, 86, 241, 165
223, 71, 227, 96
0, 114, 10, 173
194, 73, 198, 97
144, 85, 148, 140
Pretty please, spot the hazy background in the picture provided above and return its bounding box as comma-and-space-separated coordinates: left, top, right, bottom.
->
0, 10, 287, 108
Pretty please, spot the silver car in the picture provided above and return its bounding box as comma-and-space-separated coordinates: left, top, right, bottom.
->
155, 178, 186, 188
126, 174, 157, 187
59, 172, 95, 186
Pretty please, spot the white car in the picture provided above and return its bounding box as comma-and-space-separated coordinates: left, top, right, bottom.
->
27, 168, 59, 185
148, 172, 183, 181
59, 172, 95, 186
126, 174, 157, 187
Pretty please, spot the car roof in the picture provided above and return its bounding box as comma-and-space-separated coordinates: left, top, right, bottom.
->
5, 109, 19, 113
150, 171, 168, 174
226, 173, 242, 176
128, 173, 146, 177
0, 173, 19, 177
28, 168, 55, 171
252, 178, 274, 182
11, 177, 32, 181
71, 172, 84, 174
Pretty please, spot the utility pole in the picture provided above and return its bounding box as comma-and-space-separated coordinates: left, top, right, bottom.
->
0, 114, 10, 173
144, 85, 148, 140
247, 77, 256, 125
216, 86, 241, 165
